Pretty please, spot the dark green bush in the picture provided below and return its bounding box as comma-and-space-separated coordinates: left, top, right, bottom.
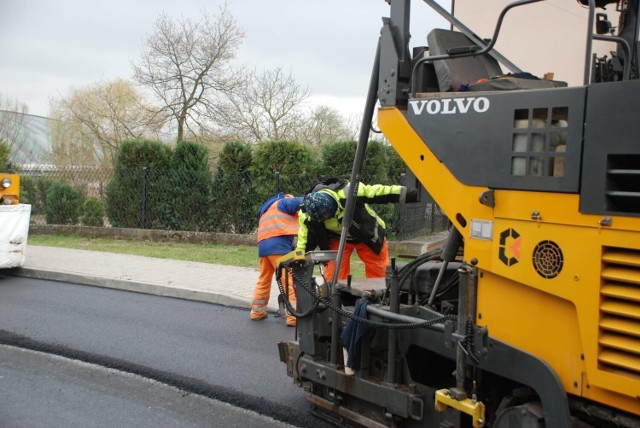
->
45, 180, 84, 224
211, 141, 257, 233
19, 176, 36, 208
166, 141, 212, 231
383, 144, 406, 183
250, 140, 319, 202
0, 142, 10, 171
319, 140, 357, 179
319, 140, 399, 183
20, 176, 54, 215
105, 140, 172, 228
80, 197, 105, 227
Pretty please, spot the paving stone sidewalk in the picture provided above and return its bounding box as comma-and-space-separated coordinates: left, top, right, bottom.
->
10, 232, 448, 313
13, 246, 278, 312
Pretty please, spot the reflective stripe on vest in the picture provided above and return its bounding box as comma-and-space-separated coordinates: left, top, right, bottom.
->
257, 199, 299, 242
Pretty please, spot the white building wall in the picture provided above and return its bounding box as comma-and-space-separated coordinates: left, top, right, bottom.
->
451, 0, 619, 86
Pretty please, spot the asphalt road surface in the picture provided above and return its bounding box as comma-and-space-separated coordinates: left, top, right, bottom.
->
0, 275, 333, 428
0, 345, 293, 428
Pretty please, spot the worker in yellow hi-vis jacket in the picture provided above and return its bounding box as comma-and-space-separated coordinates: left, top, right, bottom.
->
297, 178, 417, 281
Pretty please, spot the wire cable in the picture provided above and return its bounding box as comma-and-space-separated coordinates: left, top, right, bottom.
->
278, 261, 457, 330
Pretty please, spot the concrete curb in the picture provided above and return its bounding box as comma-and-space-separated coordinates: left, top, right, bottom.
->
12, 267, 251, 310
14, 230, 449, 316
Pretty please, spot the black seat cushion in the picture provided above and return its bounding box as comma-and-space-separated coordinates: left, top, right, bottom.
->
427, 28, 503, 92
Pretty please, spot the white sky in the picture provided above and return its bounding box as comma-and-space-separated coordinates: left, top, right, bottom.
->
0, 0, 450, 120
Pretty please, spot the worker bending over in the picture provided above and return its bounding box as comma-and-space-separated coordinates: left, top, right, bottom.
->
251, 192, 303, 326
297, 178, 417, 281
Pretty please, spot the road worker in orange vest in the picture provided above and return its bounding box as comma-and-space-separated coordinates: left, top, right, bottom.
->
251, 192, 303, 326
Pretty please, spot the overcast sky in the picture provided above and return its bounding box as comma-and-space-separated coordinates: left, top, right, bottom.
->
0, 0, 450, 120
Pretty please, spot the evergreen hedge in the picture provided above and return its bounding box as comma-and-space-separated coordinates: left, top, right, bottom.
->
105, 140, 172, 228
211, 141, 256, 233
250, 140, 319, 202
20, 176, 54, 216
45, 180, 84, 225
101, 138, 409, 235
0, 142, 9, 171
81, 197, 105, 227
167, 141, 212, 231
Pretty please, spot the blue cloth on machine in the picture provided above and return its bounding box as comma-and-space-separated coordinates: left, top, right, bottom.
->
341, 299, 370, 370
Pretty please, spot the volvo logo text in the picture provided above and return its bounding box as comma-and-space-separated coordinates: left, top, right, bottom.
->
408, 97, 490, 115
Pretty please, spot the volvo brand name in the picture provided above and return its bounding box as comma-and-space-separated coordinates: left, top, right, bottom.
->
409, 97, 490, 115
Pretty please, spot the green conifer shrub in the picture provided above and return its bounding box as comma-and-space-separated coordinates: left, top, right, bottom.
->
45, 180, 84, 224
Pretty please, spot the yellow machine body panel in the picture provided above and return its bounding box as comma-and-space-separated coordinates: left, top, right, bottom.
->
378, 107, 495, 270
378, 106, 640, 416
0, 173, 21, 205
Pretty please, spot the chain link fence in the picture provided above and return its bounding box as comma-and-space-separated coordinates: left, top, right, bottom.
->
20, 166, 449, 241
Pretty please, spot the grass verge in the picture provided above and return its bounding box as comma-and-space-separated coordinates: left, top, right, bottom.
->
28, 234, 259, 268
28, 233, 405, 278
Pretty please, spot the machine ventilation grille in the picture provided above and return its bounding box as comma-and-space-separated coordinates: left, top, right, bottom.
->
599, 247, 640, 379
605, 154, 640, 213
532, 240, 563, 278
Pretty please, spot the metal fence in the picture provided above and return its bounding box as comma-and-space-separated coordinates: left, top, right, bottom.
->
20, 166, 449, 240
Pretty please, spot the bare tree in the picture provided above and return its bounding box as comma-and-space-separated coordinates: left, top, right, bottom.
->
0, 95, 31, 165
49, 78, 162, 167
133, 5, 245, 144
296, 105, 355, 146
214, 67, 309, 143
48, 115, 102, 169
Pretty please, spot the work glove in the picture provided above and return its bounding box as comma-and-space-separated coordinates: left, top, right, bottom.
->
405, 188, 418, 203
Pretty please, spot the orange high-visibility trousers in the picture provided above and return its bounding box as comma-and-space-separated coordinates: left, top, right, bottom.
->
324, 239, 389, 281
251, 254, 297, 326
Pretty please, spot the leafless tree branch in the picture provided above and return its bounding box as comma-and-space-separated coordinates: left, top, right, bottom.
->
132, 3, 245, 143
